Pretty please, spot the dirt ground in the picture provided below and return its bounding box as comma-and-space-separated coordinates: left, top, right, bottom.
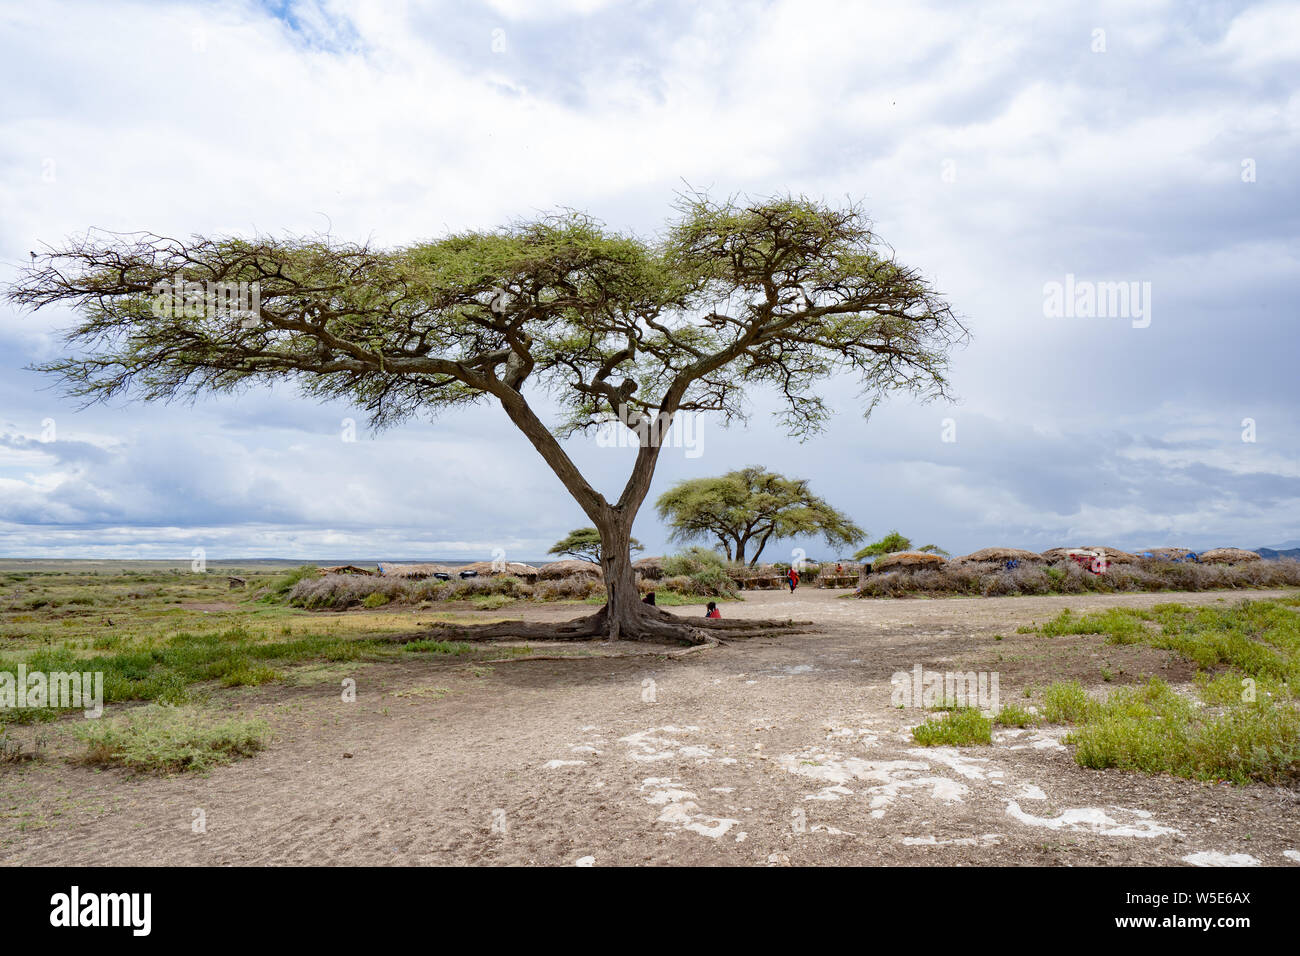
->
4, 588, 1299, 867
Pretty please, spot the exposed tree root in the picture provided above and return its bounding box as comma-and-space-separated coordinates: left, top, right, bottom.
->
385, 603, 813, 647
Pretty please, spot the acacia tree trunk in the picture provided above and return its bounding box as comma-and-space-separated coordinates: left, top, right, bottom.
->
595, 509, 642, 642
405, 389, 812, 645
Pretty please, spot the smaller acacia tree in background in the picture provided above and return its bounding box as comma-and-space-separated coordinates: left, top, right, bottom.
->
853, 530, 948, 560
548, 527, 643, 564
656, 466, 864, 566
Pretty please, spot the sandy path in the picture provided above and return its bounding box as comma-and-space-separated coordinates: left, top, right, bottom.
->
3, 588, 1298, 866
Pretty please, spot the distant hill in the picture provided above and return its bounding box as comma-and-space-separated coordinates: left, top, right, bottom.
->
1256, 547, 1300, 561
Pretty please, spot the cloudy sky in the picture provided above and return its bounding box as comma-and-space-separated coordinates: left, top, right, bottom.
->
1, 0, 1297, 561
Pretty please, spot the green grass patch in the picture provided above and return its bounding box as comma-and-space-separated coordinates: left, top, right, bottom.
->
993, 703, 1039, 727
1042, 680, 1101, 724
1061, 678, 1300, 784
75, 704, 269, 774
911, 708, 993, 746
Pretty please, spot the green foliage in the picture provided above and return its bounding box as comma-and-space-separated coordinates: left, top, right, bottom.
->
656, 467, 864, 565
660, 548, 737, 597
1063, 679, 1300, 784
661, 546, 727, 576
1042, 681, 1100, 724
262, 565, 320, 601
75, 705, 269, 774
853, 530, 912, 560
911, 708, 993, 746
1036, 600, 1300, 783
993, 703, 1038, 727
547, 527, 642, 564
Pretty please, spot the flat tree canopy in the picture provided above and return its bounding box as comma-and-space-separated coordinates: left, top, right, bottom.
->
853, 531, 948, 560
549, 527, 642, 564
9, 193, 965, 644
656, 466, 864, 566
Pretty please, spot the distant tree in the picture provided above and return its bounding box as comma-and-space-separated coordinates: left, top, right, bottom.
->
916, 543, 949, 556
9, 194, 963, 643
656, 466, 864, 566
854, 530, 911, 560
549, 527, 642, 564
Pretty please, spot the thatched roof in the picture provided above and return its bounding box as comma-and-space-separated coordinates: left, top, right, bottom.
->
457, 561, 541, 578
872, 551, 948, 571
633, 556, 665, 579
1198, 547, 1261, 564
955, 547, 1043, 564
538, 559, 603, 580
319, 565, 377, 576
1135, 547, 1195, 561
1079, 547, 1139, 564
378, 563, 457, 578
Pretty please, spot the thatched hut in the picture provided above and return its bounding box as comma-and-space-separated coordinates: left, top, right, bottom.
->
538, 559, 603, 580
1079, 547, 1139, 564
378, 563, 457, 579
1198, 547, 1261, 564
872, 551, 948, 572
1135, 547, 1195, 561
954, 547, 1043, 565
633, 556, 665, 580
319, 565, 377, 576
457, 561, 541, 582
1039, 548, 1075, 563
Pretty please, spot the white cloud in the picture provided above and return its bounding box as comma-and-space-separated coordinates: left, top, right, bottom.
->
0, 0, 1296, 557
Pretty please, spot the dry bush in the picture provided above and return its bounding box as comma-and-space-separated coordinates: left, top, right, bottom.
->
855, 559, 1300, 599
290, 573, 534, 609
532, 577, 605, 601
289, 575, 411, 609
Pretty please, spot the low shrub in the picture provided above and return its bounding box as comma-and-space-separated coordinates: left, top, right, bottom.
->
911, 708, 993, 746
76, 705, 269, 773
857, 559, 1300, 599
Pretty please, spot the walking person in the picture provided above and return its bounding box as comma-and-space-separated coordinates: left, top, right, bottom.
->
787, 566, 799, 592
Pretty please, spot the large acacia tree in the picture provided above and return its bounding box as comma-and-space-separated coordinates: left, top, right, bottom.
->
8, 195, 965, 643
657, 466, 864, 566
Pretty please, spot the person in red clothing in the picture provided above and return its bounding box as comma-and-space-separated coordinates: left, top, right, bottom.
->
705, 601, 721, 619
787, 566, 799, 592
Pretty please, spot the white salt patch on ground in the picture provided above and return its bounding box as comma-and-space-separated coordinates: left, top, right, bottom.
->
1284, 850, 1300, 863
1016, 785, 1047, 800
1182, 851, 1261, 867
810, 824, 855, 835
655, 802, 740, 838
575, 856, 595, 866
638, 777, 740, 839
619, 726, 716, 763
908, 747, 992, 780
569, 745, 601, 755
783, 664, 815, 674
543, 759, 586, 769
903, 834, 1001, 847
1006, 802, 1179, 838
997, 728, 1067, 751
867, 777, 968, 817
779, 750, 968, 815
805, 784, 855, 801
